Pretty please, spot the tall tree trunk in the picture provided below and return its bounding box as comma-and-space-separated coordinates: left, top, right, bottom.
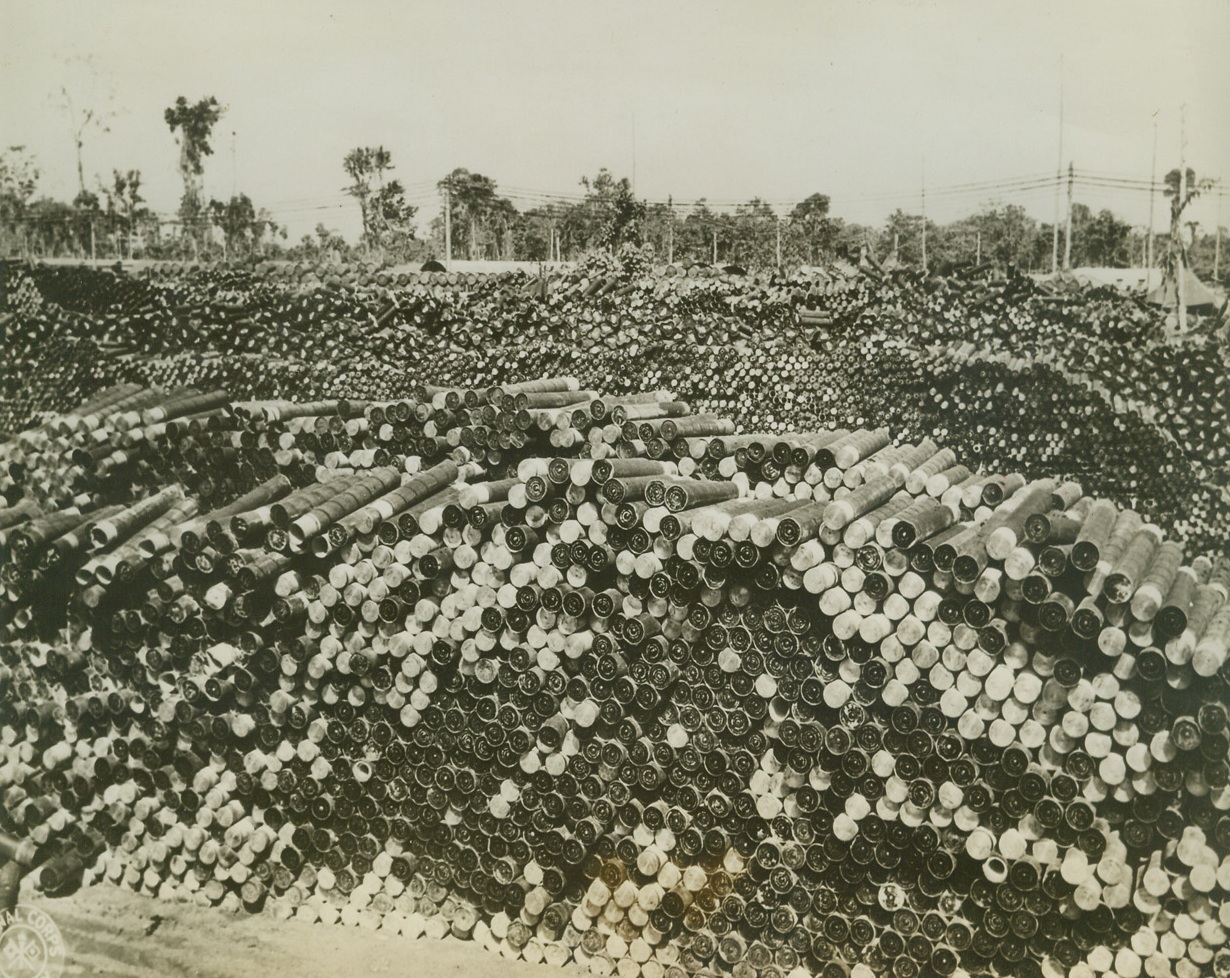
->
178, 140, 204, 250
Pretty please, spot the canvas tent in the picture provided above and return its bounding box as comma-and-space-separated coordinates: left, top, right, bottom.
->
1146, 268, 1219, 311
1070, 267, 1152, 290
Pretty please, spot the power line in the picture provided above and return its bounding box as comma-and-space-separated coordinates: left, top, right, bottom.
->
13, 167, 1222, 246
475, 176, 1065, 218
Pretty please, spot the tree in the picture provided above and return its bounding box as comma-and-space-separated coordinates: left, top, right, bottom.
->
1162, 168, 1216, 264
1161, 167, 1217, 327
0, 147, 40, 256
831, 220, 872, 263
1187, 224, 1227, 287
676, 200, 717, 263
945, 204, 1039, 270
510, 205, 554, 261
643, 201, 675, 262
436, 169, 515, 259
558, 195, 598, 259
879, 209, 937, 267
343, 147, 417, 252
343, 146, 392, 242
103, 169, 146, 258
57, 56, 117, 198
289, 222, 352, 262
71, 191, 103, 257
730, 198, 778, 267
0, 147, 38, 209
22, 199, 79, 258
605, 180, 645, 251
207, 193, 281, 256
370, 181, 416, 241
1077, 208, 1132, 267
0, 149, 113, 258
485, 196, 520, 260
164, 96, 224, 240
576, 170, 644, 253
788, 193, 834, 264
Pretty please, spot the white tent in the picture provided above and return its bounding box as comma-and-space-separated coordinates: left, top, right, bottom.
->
1146, 268, 1219, 310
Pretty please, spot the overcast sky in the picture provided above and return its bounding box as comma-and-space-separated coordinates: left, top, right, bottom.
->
2, 0, 1227, 243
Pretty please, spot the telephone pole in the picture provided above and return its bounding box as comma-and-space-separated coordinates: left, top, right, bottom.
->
631, 108, 637, 194
775, 217, 782, 270
920, 157, 927, 271
667, 195, 674, 264
1063, 161, 1074, 270
1051, 55, 1064, 274
1146, 116, 1158, 290
1177, 106, 1188, 333
442, 180, 452, 266
1214, 185, 1222, 281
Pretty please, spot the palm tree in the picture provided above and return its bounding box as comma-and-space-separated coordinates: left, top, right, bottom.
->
165, 96, 224, 251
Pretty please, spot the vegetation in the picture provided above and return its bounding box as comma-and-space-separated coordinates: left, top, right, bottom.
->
163, 96, 224, 248
0, 94, 1224, 284
342, 146, 419, 258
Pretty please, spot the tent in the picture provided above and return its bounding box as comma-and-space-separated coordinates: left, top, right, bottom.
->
1146, 268, 1219, 311
1070, 267, 1152, 290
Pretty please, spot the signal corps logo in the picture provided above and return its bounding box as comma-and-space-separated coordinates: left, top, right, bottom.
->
0, 906, 65, 978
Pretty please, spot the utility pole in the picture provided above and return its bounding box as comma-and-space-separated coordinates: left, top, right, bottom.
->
1146, 116, 1158, 290
631, 108, 637, 194
712, 227, 718, 264
1063, 161, 1074, 270
975, 230, 981, 264
1215, 185, 1222, 281
775, 218, 782, 270
1051, 55, 1064, 275
1177, 106, 1188, 333
443, 180, 452, 266
667, 195, 674, 264
920, 163, 927, 272
231, 130, 237, 197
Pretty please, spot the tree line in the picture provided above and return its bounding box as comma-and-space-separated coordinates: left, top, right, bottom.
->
0, 89, 1223, 285
1, 95, 284, 262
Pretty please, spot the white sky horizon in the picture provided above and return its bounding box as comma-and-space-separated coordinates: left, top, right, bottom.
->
2, 0, 1227, 245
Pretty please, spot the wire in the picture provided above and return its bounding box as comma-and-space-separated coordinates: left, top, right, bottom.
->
469, 177, 1063, 218
11, 168, 1222, 245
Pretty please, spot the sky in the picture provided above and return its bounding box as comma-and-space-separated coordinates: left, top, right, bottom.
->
2, 0, 1227, 244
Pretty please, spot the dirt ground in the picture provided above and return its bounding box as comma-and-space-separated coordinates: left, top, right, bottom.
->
26, 881, 578, 978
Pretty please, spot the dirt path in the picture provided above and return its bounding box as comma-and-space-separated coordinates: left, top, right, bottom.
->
22, 882, 577, 978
